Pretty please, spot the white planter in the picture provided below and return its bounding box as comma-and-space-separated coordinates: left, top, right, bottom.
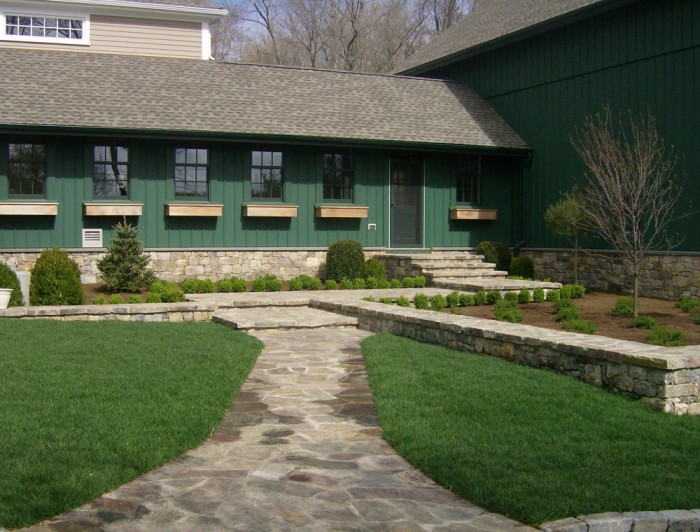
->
0, 288, 12, 310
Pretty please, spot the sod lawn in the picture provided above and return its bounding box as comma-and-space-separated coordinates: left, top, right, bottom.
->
361, 333, 700, 526
0, 320, 261, 529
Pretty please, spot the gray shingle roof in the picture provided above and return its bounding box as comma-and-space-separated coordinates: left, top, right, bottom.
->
1, 49, 527, 150
396, 0, 612, 74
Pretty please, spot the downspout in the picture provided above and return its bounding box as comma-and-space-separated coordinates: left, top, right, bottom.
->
513, 151, 532, 254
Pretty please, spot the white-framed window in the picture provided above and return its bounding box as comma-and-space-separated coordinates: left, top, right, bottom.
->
2, 10, 90, 45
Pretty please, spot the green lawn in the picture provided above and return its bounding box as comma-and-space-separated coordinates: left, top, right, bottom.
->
361, 334, 700, 526
0, 320, 261, 529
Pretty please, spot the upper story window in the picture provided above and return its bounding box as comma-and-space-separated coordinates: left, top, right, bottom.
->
323, 153, 353, 202
94, 146, 128, 197
251, 150, 283, 200
175, 148, 208, 198
456, 156, 481, 205
8, 143, 46, 196
3, 13, 88, 45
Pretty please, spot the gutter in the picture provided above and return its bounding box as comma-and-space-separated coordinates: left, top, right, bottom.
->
40, 0, 228, 20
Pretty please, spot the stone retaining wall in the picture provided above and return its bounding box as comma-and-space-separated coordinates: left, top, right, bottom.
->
311, 299, 700, 415
373, 255, 423, 281
0, 302, 216, 322
526, 249, 700, 300
0, 249, 390, 284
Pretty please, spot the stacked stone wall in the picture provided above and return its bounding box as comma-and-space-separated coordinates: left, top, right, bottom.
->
0, 249, 386, 283
526, 249, 700, 300
0, 302, 215, 322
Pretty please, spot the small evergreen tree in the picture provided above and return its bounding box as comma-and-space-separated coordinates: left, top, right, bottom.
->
98, 221, 155, 293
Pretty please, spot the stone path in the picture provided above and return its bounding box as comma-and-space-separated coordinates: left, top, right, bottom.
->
30, 326, 533, 531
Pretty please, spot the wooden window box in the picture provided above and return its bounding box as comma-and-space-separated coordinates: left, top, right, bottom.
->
243, 204, 298, 218
0, 202, 58, 216
315, 205, 368, 219
166, 203, 223, 217
450, 208, 497, 220
84, 203, 143, 217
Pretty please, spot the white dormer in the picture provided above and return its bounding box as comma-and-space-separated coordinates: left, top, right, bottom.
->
0, 0, 226, 59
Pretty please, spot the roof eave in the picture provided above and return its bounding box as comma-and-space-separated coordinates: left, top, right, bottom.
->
397, 0, 636, 76
39, 0, 228, 22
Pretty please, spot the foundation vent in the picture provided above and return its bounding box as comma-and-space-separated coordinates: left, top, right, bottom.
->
82, 229, 103, 248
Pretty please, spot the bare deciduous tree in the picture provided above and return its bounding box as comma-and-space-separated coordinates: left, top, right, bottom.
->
571, 108, 689, 315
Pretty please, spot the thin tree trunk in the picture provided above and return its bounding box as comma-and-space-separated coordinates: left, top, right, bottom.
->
574, 231, 578, 285
633, 271, 639, 317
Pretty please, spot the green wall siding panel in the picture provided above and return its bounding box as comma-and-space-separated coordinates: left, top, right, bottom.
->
424, 0, 700, 251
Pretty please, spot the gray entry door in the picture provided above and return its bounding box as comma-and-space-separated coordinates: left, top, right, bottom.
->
390, 159, 423, 248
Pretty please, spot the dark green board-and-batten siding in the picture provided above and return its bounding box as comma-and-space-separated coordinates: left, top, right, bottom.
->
423, 0, 700, 251
0, 136, 521, 250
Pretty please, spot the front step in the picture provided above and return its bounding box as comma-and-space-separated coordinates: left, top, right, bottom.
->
214, 307, 358, 330
433, 278, 562, 292
427, 268, 507, 279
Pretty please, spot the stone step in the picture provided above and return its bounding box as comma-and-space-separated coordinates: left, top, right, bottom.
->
213, 306, 358, 330
427, 269, 508, 279
432, 278, 561, 292
412, 259, 490, 269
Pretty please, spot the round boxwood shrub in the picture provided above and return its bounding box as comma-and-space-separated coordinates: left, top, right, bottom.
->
477, 241, 512, 272
508, 256, 535, 279
396, 295, 410, 307
324, 279, 337, 290
446, 291, 460, 308
0, 262, 24, 307
413, 293, 430, 310
362, 258, 386, 280
494, 300, 523, 323
430, 294, 446, 312
532, 287, 546, 303
288, 277, 304, 291
30, 248, 84, 306
631, 315, 657, 329
326, 240, 364, 281
518, 288, 531, 304
459, 293, 475, 306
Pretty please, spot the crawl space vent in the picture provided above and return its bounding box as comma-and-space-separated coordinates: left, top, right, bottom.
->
82, 228, 103, 248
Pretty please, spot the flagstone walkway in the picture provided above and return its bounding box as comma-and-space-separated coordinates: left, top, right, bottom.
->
30, 325, 534, 531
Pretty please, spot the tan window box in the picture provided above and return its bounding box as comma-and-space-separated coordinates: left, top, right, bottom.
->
166, 203, 223, 217
450, 208, 497, 221
243, 204, 298, 218
84, 203, 143, 217
315, 205, 368, 218
0, 202, 58, 216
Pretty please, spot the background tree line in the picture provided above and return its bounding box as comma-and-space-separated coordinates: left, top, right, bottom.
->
211, 0, 476, 72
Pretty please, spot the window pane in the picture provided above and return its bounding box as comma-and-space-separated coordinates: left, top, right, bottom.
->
252, 151, 262, 166
272, 152, 282, 167
175, 148, 186, 164
197, 149, 207, 165
186, 149, 197, 164
262, 151, 272, 166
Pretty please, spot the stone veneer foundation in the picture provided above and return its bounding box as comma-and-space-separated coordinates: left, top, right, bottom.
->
526, 249, 700, 300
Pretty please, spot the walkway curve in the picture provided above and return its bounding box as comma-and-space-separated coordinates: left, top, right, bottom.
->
28, 326, 533, 531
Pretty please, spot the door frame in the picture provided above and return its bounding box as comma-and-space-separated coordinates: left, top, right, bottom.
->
388, 157, 425, 249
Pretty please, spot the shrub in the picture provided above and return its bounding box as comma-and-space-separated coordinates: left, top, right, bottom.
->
306, 277, 322, 290
109, 294, 124, 305
430, 294, 446, 312
632, 315, 657, 329
571, 284, 586, 299
546, 289, 561, 302
92, 296, 106, 305
324, 279, 337, 290
486, 290, 502, 304
508, 256, 535, 279
146, 292, 162, 303
97, 221, 155, 293
560, 285, 574, 299
556, 306, 581, 322
693, 310, 700, 325
351, 278, 365, 289
0, 262, 24, 307
218, 277, 247, 293
379, 297, 393, 304
563, 319, 597, 334
518, 288, 531, 304
612, 296, 634, 316
413, 293, 430, 310
507, 275, 526, 281
288, 277, 304, 291
30, 248, 84, 306
402, 277, 416, 288
252, 277, 267, 292
365, 277, 378, 289
396, 295, 410, 307
340, 278, 353, 289
646, 327, 688, 347
676, 296, 700, 312
414, 275, 427, 288
326, 240, 364, 281
362, 258, 386, 280
474, 291, 488, 305
378, 279, 391, 289
390, 279, 402, 289
446, 291, 460, 308
504, 292, 519, 303
362, 296, 375, 302
181, 279, 214, 294
553, 298, 577, 313
128, 295, 143, 304
494, 300, 523, 323
459, 293, 475, 306
532, 287, 546, 303
477, 241, 512, 272
265, 275, 282, 292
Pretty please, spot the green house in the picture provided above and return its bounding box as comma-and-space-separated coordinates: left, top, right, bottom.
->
0, 0, 697, 297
